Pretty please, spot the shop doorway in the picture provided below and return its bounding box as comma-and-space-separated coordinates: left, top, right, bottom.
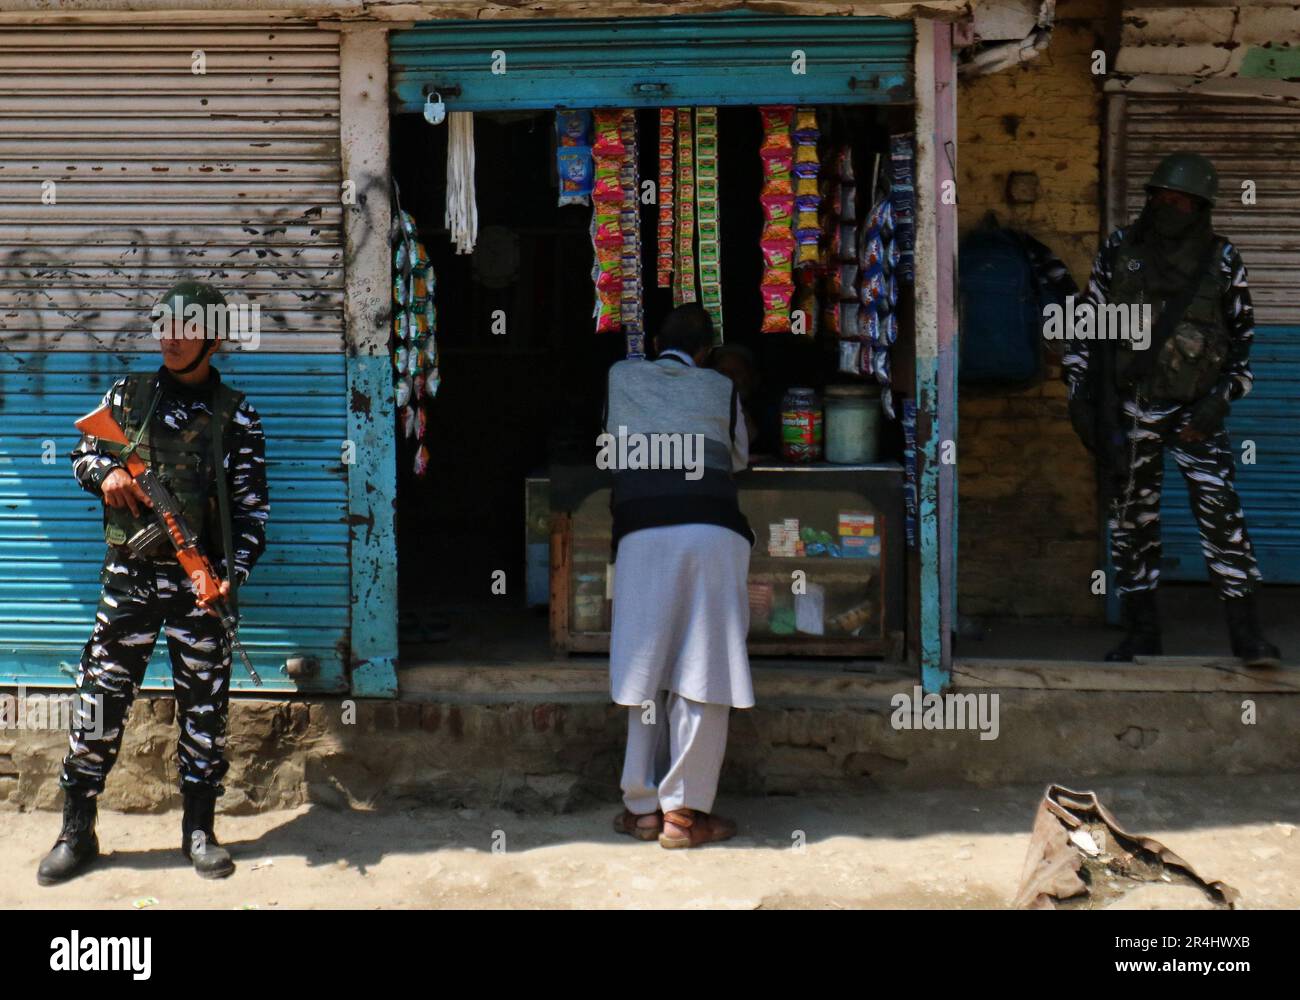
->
391, 104, 913, 667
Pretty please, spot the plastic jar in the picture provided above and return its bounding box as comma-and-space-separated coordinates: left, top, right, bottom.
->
824, 384, 881, 464
781, 387, 822, 463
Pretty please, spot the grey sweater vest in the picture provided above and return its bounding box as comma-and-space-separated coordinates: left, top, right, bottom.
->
603, 356, 753, 555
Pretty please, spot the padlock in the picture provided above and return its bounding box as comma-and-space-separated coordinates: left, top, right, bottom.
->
423, 92, 446, 126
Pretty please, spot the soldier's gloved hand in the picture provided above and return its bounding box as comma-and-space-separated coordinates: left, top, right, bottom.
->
1068, 396, 1097, 452
101, 468, 153, 518
1184, 393, 1230, 442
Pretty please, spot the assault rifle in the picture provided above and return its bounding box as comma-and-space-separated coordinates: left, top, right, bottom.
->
74, 404, 263, 686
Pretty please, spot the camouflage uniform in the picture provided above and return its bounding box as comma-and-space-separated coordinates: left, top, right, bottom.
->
1064, 231, 1260, 599
63, 367, 269, 797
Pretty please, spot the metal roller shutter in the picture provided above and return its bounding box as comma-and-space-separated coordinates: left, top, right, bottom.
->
1119, 95, 1300, 585
0, 24, 349, 691
0, 23, 344, 354
390, 10, 914, 111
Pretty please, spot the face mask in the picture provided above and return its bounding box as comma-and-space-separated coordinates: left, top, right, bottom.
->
1149, 201, 1203, 240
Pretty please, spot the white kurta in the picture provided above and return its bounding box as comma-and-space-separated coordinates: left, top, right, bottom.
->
610, 522, 754, 709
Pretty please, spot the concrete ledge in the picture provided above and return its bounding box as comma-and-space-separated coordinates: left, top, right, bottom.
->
3, 670, 1297, 816
955, 658, 1300, 693
398, 661, 917, 707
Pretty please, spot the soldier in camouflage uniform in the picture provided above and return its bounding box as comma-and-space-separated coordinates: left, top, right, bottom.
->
1064, 153, 1280, 667
38, 282, 270, 885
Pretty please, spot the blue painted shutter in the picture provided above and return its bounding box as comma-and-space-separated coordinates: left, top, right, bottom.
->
0, 353, 350, 692
390, 11, 914, 112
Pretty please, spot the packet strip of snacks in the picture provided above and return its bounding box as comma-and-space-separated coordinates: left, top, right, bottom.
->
590, 110, 626, 334
618, 109, 645, 357
391, 206, 439, 476
759, 105, 795, 333
694, 106, 723, 342
673, 108, 698, 307
823, 144, 861, 361
556, 111, 594, 207
657, 108, 675, 290
790, 106, 820, 337
859, 189, 898, 419
890, 132, 916, 284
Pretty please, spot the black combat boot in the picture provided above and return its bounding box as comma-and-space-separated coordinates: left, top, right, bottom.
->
181, 787, 235, 879
1105, 590, 1163, 662
37, 791, 99, 886
1225, 594, 1282, 668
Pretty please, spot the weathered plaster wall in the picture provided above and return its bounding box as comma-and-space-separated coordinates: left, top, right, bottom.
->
955, 0, 1106, 620
1119, 3, 1300, 79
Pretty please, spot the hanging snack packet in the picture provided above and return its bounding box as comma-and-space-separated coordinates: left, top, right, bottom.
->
861, 305, 881, 345
556, 111, 594, 207
759, 106, 794, 148
557, 110, 591, 147
761, 237, 794, 270
860, 230, 886, 272
761, 193, 795, 227
760, 151, 793, 194
859, 342, 875, 378
761, 282, 795, 333
592, 113, 626, 157
793, 107, 818, 142
794, 238, 819, 268
838, 339, 862, 375
882, 311, 898, 346
872, 343, 892, 386
859, 266, 887, 310
838, 222, 857, 263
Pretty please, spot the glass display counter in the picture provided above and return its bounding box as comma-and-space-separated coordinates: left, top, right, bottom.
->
549, 462, 905, 658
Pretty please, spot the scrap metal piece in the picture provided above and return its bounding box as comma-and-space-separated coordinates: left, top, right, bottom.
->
1014, 784, 1240, 910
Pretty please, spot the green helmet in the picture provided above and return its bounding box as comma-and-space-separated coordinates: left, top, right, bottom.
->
155, 280, 226, 322
1145, 152, 1218, 205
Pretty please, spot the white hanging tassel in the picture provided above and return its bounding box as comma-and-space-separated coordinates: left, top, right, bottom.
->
445, 112, 478, 255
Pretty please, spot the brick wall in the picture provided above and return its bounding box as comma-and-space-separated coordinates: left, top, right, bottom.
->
956, 0, 1108, 620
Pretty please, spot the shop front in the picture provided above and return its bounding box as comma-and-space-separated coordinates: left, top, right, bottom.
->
384, 11, 957, 685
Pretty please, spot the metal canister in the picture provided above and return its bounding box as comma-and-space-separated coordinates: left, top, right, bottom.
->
824, 384, 881, 464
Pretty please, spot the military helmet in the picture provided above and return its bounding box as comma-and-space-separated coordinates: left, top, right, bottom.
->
155, 280, 226, 321
1145, 152, 1218, 206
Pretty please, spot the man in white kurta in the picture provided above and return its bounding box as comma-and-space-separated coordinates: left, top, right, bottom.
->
604, 304, 754, 849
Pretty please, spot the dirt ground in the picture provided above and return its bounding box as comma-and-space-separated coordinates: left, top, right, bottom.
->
4, 773, 1297, 910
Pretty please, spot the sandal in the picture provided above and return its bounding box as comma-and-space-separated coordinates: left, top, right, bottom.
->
659, 809, 737, 849
613, 809, 663, 841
